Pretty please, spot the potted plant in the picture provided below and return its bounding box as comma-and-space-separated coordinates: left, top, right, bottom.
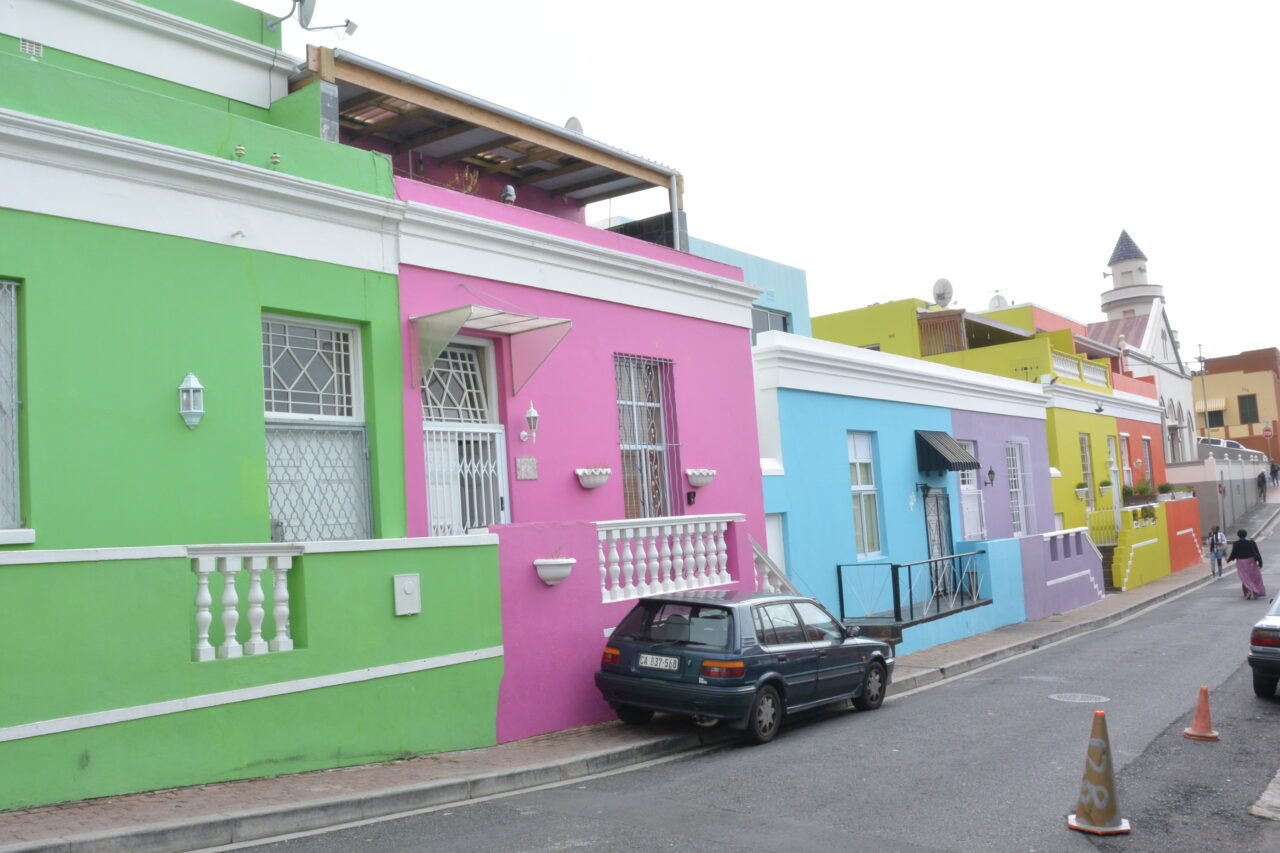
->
1098, 479, 1112, 496
1075, 481, 1089, 499
1122, 484, 1135, 502
1156, 482, 1174, 501
533, 546, 576, 586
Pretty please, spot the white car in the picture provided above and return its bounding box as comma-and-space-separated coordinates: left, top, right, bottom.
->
1248, 596, 1280, 697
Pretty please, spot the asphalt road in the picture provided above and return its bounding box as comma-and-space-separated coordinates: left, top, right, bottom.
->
240, 552, 1280, 852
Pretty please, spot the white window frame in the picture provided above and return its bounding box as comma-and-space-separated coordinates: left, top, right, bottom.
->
0, 280, 31, 543
956, 439, 986, 540
1078, 433, 1095, 511
1006, 440, 1034, 536
848, 431, 881, 557
262, 314, 364, 425
1142, 437, 1154, 487
1119, 432, 1133, 486
421, 337, 499, 424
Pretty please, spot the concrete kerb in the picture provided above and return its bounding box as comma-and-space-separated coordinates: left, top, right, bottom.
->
0, 729, 732, 853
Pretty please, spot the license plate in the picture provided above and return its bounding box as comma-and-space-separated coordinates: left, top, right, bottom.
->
638, 653, 680, 672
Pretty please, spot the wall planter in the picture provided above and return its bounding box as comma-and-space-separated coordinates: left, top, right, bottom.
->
1074, 488, 1088, 499
574, 467, 611, 489
533, 557, 575, 586
686, 468, 717, 488
1156, 493, 1172, 502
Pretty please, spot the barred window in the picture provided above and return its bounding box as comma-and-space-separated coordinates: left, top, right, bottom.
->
263, 318, 358, 419
1006, 441, 1034, 536
615, 354, 681, 519
0, 281, 18, 528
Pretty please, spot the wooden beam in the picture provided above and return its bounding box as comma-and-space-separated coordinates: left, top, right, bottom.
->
395, 121, 477, 154
306, 44, 335, 83
437, 135, 520, 166
547, 172, 638, 198
516, 159, 594, 187
481, 147, 555, 174
327, 51, 674, 190
288, 71, 318, 94
338, 90, 386, 115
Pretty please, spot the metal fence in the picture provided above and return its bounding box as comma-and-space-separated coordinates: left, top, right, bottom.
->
837, 551, 988, 623
424, 424, 507, 536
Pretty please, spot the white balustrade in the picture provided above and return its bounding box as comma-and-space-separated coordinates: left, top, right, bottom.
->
596, 514, 743, 602
189, 545, 301, 662
1051, 352, 1081, 380
1080, 361, 1109, 387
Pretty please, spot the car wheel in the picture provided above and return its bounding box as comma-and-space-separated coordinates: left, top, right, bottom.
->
744, 684, 783, 744
854, 662, 887, 711
616, 704, 654, 725
1253, 672, 1278, 698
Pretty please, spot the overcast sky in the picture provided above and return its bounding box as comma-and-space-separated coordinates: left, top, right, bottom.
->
267, 1, 1278, 365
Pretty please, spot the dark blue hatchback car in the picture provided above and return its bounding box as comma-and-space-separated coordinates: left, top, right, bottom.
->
594, 590, 894, 743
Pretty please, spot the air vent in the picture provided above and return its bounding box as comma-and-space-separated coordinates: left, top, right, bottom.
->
20, 39, 43, 57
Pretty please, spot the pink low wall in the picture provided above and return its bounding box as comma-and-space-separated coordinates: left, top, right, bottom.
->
495, 519, 754, 742
1165, 498, 1203, 572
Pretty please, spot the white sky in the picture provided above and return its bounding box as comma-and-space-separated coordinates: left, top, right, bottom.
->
265, 1, 1279, 365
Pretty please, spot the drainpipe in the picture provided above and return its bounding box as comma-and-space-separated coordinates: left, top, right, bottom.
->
668, 175, 682, 251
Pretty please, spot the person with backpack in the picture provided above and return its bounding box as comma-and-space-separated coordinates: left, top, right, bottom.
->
1207, 525, 1227, 577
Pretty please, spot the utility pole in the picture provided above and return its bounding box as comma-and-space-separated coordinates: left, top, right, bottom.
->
1196, 344, 1211, 438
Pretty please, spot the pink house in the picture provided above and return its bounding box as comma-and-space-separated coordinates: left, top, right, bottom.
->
320, 50, 768, 741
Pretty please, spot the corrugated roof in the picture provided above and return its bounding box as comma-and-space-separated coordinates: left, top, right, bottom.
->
1108, 230, 1147, 265
1087, 315, 1148, 349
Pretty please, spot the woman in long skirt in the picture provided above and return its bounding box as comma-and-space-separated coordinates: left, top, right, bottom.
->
1227, 529, 1266, 599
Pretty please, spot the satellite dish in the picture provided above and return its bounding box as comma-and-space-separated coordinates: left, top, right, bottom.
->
565, 116, 584, 134
989, 293, 1010, 309
933, 278, 953, 308
298, 0, 317, 28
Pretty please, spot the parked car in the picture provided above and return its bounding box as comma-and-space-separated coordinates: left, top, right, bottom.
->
1197, 436, 1248, 451
594, 590, 895, 744
1249, 595, 1280, 698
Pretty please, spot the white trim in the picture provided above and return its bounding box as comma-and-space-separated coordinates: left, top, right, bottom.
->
0, 529, 35, 545
400, 204, 761, 328
1046, 569, 1092, 586
1119, 538, 1160, 589
4, 0, 300, 108
1043, 382, 1164, 422
1041, 526, 1088, 540
0, 535, 498, 566
263, 315, 365, 423
0, 645, 503, 744
753, 331, 1048, 419
0, 109, 403, 273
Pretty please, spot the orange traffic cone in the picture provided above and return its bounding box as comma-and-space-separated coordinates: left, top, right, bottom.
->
1183, 686, 1219, 741
1067, 710, 1131, 835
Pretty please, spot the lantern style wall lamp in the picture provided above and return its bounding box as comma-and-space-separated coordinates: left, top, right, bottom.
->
984, 466, 996, 487
519, 402, 539, 442
179, 373, 204, 429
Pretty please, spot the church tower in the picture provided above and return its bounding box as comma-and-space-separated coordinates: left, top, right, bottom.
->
1101, 230, 1162, 319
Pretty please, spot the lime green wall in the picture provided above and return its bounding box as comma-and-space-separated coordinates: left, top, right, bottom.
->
0, 544, 501, 808
983, 305, 1035, 332
1, 211, 405, 550
0, 40, 391, 195
1046, 409, 1122, 528
811, 299, 925, 356
1111, 504, 1170, 590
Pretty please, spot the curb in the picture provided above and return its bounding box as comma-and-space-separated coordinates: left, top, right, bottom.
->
0, 728, 733, 853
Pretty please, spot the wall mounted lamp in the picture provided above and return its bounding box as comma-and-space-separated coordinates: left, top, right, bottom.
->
916, 482, 932, 499
519, 402, 539, 442
179, 373, 204, 429
984, 466, 996, 487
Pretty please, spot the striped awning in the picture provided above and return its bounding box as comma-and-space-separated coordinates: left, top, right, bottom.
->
915, 431, 980, 473
1194, 397, 1225, 412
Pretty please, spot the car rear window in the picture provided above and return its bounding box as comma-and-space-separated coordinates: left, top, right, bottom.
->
614, 602, 733, 651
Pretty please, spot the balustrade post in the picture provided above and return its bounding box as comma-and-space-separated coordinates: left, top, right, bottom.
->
632, 532, 649, 595
714, 522, 730, 584
191, 555, 216, 662
217, 556, 243, 659
693, 523, 708, 585
607, 530, 622, 600
682, 527, 698, 589
659, 526, 673, 591
620, 531, 636, 598
644, 529, 661, 596
243, 555, 269, 655
670, 528, 686, 590
268, 555, 294, 652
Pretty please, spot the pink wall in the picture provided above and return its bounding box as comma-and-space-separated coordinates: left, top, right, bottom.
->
1031, 307, 1088, 337
1111, 368, 1157, 397
494, 519, 754, 742
394, 178, 740, 279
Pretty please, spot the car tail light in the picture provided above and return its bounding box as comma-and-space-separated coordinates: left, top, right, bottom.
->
700, 660, 745, 678
602, 646, 620, 664
1251, 628, 1280, 648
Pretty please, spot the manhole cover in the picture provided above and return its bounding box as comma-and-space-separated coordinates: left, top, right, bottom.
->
1049, 693, 1111, 703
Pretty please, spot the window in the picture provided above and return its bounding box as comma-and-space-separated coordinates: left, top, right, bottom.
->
793, 600, 843, 642
750, 307, 790, 344
956, 439, 986, 540
0, 281, 18, 529
1141, 437, 1153, 486
1207, 410, 1225, 428
1006, 441, 1034, 536
1105, 435, 1119, 484
1078, 433, 1094, 511
615, 601, 732, 651
421, 342, 508, 536
262, 317, 370, 541
615, 354, 681, 519
1119, 434, 1133, 486
848, 432, 881, 556
1239, 394, 1259, 424
756, 603, 806, 645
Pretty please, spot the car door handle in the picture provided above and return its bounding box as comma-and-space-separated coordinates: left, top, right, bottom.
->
817, 650, 829, 658
776, 655, 788, 663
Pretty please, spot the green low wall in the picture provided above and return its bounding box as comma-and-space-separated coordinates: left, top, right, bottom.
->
0, 541, 502, 809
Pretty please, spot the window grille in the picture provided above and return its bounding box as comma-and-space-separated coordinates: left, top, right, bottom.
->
266, 424, 370, 541
0, 281, 18, 528
615, 354, 681, 519
422, 345, 489, 423
1006, 441, 1033, 536
848, 432, 881, 556
263, 318, 357, 419
1078, 433, 1094, 510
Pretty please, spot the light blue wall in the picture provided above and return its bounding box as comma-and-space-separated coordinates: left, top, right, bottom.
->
687, 236, 812, 335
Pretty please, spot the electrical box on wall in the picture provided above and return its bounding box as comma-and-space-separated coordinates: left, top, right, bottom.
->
393, 573, 421, 616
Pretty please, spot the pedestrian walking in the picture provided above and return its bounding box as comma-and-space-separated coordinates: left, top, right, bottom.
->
1207, 525, 1227, 577
1226, 529, 1266, 599
1271, 461, 1279, 487
1258, 471, 1268, 501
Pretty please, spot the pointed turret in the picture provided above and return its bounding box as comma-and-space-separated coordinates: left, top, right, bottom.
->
1108, 230, 1147, 266
1101, 230, 1160, 320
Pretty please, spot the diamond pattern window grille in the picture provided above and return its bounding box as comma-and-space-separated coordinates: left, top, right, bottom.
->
263, 319, 356, 419
422, 345, 489, 423
615, 354, 681, 519
266, 424, 371, 542
0, 282, 18, 528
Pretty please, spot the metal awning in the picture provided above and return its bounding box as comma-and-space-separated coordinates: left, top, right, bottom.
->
1194, 397, 1225, 412
915, 431, 981, 473
410, 305, 571, 395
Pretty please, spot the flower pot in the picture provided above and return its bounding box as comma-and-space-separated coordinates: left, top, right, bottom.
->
686, 468, 717, 488
533, 557, 575, 586
574, 467, 611, 489
1157, 493, 1172, 502
1099, 486, 1111, 496
1075, 488, 1088, 499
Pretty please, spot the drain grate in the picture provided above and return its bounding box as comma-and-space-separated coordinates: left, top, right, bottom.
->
1049, 693, 1110, 703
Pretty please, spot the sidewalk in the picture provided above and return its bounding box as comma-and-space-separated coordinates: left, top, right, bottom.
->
4, 497, 1278, 853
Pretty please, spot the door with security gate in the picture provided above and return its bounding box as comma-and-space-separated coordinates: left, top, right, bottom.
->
924, 490, 955, 596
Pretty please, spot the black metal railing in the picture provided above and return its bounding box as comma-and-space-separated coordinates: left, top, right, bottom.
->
837, 551, 988, 623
